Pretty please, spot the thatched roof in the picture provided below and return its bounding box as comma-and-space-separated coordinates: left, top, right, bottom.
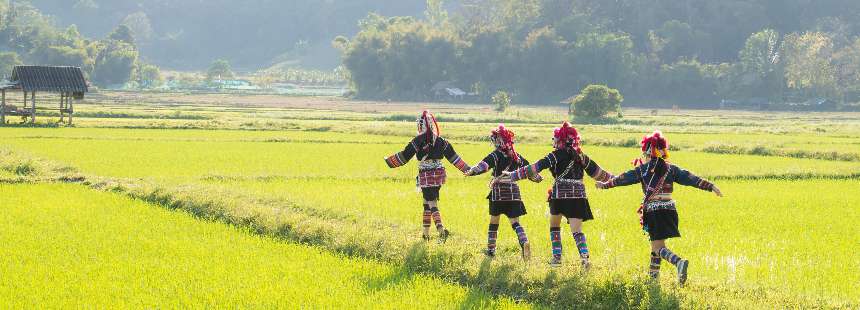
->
4, 66, 88, 93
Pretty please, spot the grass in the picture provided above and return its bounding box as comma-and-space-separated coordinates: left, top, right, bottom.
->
0, 183, 529, 309
2, 132, 860, 183
1, 95, 859, 308
203, 177, 860, 303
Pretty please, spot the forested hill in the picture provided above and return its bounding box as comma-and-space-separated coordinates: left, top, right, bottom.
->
340, 0, 860, 106
28, 0, 432, 70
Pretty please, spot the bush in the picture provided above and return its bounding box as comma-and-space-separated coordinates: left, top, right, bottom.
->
569, 85, 623, 118
492, 91, 511, 112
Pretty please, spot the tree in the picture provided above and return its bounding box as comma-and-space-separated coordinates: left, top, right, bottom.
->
492, 90, 511, 112
656, 59, 720, 106
649, 20, 710, 63
136, 63, 163, 88
343, 16, 460, 98
736, 29, 785, 101
834, 38, 860, 99
91, 40, 138, 87
782, 32, 837, 99
0, 52, 21, 78
570, 84, 623, 118
570, 32, 637, 92
519, 27, 568, 102
121, 12, 154, 43
424, 0, 448, 28
37, 46, 89, 68
207, 59, 234, 81
108, 24, 135, 46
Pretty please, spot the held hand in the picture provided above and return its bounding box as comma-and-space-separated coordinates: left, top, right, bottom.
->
501, 171, 513, 177
463, 169, 474, 177
595, 182, 609, 189
713, 185, 723, 197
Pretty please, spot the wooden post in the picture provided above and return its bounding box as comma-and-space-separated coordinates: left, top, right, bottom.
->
59, 93, 65, 123
68, 96, 73, 125
1, 89, 5, 125
31, 91, 36, 123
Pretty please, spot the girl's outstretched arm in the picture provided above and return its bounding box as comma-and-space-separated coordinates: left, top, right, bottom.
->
596, 168, 641, 189
672, 165, 723, 197
505, 153, 552, 182
384, 142, 417, 168
442, 141, 471, 173
581, 154, 614, 182
465, 153, 495, 176
519, 156, 543, 183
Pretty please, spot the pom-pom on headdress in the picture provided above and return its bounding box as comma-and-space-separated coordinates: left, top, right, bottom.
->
635, 130, 670, 166
417, 110, 440, 145
490, 124, 519, 162
553, 121, 582, 153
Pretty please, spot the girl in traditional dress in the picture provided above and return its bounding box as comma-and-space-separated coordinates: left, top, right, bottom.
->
465, 125, 542, 261
504, 122, 613, 269
596, 131, 722, 286
384, 111, 471, 243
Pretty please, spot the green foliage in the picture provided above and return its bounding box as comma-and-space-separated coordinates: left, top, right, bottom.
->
0, 52, 21, 77
648, 20, 710, 63
91, 40, 138, 87
136, 63, 163, 88
335, 1, 860, 107
570, 84, 623, 118
343, 17, 461, 99
107, 24, 135, 46
207, 59, 234, 81
0, 4, 155, 88
37, 45, 90, 67
491, 90, 511, 112
655, 59, 721, 105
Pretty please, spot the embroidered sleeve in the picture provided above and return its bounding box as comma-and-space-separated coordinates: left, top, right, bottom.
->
519, 156, 543, 183
510, 153, 550, 182
384, 142, 416, 168
672, 165, 714, 191
467, 153, 494, 176
443, 141, 471, 173
602, 168, 641, 188
582, 154, 613, 182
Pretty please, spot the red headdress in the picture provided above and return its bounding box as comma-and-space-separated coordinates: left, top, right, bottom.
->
417, 110, 440, 145
553, 121, 582, 153
635, 130, 670, 166
490, 124, 519, 162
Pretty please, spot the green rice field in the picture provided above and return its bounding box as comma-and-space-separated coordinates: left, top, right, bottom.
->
0, 93, 858, 308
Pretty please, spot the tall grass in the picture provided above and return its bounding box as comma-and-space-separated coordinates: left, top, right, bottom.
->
0, 183, 526, 308
1, 150, 854, 308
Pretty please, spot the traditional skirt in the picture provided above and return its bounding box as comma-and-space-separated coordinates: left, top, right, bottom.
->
421, 186, 441, 201
551, 179, 587, 199
489, 200, 527, 218
642, 200, 681, 241
549, 198, 594, 221
488, 181, 522, 201
417, 168, 446, 188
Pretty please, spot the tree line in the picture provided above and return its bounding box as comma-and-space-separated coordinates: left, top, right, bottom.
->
0, 1, 160, 88
339, 0, 860, 108
28, 0, 429, 71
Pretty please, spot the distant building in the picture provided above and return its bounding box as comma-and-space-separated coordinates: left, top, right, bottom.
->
0, 65, 88, 125
431, 81, 468, 101
212, 79, 261, 91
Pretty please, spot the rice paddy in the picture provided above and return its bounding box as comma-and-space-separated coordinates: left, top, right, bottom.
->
0, 94, 857, 308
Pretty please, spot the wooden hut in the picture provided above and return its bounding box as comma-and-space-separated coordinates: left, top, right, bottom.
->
0, 66, 88, 125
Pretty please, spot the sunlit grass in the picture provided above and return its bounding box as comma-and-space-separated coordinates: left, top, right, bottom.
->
0, 183, 530, 309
